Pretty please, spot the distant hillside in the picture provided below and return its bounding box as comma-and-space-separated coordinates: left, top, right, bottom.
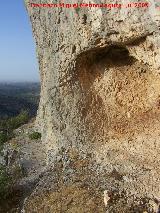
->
0, 82, 40, 119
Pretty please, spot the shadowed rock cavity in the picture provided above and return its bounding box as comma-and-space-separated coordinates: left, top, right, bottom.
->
74, 45, 160, 140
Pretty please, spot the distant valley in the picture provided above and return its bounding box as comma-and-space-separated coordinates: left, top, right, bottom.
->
0, 82, 40, 119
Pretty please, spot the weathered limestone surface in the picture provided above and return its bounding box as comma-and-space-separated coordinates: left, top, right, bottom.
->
24, 1, 160, 212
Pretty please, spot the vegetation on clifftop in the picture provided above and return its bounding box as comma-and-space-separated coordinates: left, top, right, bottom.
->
0, 165, 11, 198
0, 110, 29, 150
29, 131, 41, 140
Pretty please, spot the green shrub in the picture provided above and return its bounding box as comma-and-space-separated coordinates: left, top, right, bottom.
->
0, 132, 8, 144
0, 132, 8, 152
7, 110, 29, 131
0, 110, 29, 151
29, 132, 41, 140
0, 165, 11, 198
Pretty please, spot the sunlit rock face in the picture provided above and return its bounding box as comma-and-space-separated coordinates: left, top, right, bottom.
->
25, 1, 160, 212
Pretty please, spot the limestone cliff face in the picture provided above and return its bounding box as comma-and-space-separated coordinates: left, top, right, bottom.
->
25, 1, 160, 212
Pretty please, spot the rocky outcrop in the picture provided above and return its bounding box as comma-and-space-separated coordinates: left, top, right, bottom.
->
24, 1, 160, 212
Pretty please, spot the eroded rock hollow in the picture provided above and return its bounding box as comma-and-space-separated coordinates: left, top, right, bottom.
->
24, 0, 160, 212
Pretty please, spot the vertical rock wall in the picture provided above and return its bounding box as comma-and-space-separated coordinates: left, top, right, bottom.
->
24, 1, 160, 211
25, 0, 160, 146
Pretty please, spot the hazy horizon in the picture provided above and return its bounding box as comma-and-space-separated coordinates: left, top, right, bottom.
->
0, 1, 39, 82
0, 81, 40, 83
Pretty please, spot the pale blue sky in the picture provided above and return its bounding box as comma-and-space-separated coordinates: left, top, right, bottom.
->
0, 1, 39, 82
